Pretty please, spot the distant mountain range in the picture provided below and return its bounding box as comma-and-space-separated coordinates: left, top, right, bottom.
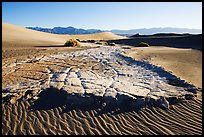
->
26, 26, 202, 36
111, 28, 202, 36
26, 26, 102, 35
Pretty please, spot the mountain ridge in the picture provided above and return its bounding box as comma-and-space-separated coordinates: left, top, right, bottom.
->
110, 27, 202, 36
26, 26, 202, 35
26, 26, 102, 35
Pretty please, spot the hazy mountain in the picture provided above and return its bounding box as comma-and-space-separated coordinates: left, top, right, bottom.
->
110, 27, 202, 35
129, 33, 193, 38
26, 26, 102, 35
26, 26, 202, 35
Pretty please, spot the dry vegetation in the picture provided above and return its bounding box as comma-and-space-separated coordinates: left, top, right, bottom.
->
95, 42, 103, 45
107, 42, 116, 46
64, 39, 80, 47
138, 42, 150, 47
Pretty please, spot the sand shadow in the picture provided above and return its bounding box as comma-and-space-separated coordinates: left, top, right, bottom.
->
28, 87, 154, 116
107, 34, 202, 50
27, 86, 189, 117
28, 87, 68, 111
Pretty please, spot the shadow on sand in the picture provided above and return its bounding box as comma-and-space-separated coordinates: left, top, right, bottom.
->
28, 86, 195, 117
107, 34, 202, 50
27, 87, 142, 116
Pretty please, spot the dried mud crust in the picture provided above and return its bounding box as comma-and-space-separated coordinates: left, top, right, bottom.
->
2, 46, 197, 110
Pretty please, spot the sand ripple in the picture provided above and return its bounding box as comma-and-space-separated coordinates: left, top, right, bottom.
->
2, 99, 202, 135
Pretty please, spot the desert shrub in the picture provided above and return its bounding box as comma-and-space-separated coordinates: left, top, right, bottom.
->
95, 42, 102, 45
138, 42, 149, 47
122, 46, 131, 49
103, 42, 108, 46
76, 39, 80, 42
87, 40, 95, 43
108, 42, 116, 46
80, 40, 87, 43
64, 39, 80, 47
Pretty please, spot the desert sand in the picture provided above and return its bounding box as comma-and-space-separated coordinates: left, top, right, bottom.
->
123, 46, 202, 89
2, 22, 202, 135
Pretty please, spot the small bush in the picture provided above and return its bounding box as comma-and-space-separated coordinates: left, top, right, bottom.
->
138, 42, 149, 47
64, 39, 80, 47
76, 39, 80, 42
96, 42, 102, 45
80, 40, 87, 43
122, 46, 131, 49
87, 40, 95, 43
108, 42, 116, 46
103, 42, 108, 46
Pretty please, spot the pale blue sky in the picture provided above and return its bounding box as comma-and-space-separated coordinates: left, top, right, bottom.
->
2, 2, 202, 30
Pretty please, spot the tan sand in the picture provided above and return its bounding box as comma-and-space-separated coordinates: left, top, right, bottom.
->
2, 23, 202, 135
70, 32, 126, 40
123, 46, 202, 89
2, 97, 202, 135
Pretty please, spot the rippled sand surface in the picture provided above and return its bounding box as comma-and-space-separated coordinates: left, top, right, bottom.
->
2, 98, 202, 135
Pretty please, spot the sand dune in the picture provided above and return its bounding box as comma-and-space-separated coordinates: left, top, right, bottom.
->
70, 32, 126, 40
2, 22, 126, 49
2, 22, 68, 45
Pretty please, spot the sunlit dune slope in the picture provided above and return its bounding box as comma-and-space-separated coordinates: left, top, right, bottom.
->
71, 32, 126, 40
2, 22, 68, 46
2, 22, 126, 48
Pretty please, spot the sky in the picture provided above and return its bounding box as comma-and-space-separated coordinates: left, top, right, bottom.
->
2, 2, 202, 30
